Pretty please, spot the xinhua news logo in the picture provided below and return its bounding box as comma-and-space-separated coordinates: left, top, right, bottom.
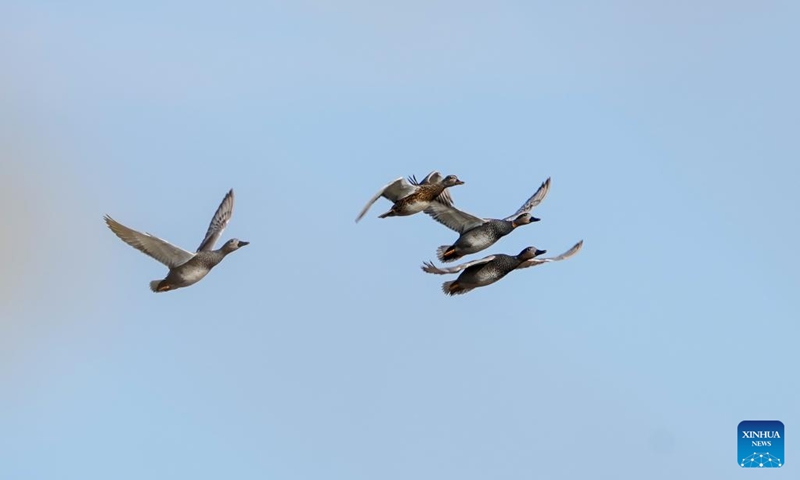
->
738, 420, 784, 468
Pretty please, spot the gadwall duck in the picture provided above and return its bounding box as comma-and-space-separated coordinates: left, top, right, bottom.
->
424, 177, 551, 262
421, 240, 583, 296
355, 171, 464, 222
104, 189, 249, 292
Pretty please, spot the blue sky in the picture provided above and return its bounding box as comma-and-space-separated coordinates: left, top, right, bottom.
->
1, 1, 798, 478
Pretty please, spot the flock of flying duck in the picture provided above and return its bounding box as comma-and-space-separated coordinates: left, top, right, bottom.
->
103, 172, 582, 296
355, 171, 583, 296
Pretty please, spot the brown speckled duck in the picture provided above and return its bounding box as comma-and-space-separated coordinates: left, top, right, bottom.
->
355, 171, 464, 222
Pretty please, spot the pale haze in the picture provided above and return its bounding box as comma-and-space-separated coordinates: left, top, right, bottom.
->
1, 1, 798, 479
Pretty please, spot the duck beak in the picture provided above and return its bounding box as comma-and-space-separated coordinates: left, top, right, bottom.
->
535, 249, 546, 256
530, 217, 541, 223
239, 241, 250, 247
456, 179, 465, 185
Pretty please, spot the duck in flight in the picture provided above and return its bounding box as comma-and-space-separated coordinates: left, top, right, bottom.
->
104, 189, 249, 293
355, 171, 464, 222
424, 177, 551, 262
421, 240, 583, 296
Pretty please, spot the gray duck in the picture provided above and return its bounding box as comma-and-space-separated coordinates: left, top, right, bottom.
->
424, 177, 551, 262
421, 240, 583, 296
104, 189, 249, 292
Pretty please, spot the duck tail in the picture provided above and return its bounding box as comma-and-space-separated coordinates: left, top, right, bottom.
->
442, 280, 470, 296
150, 280, 164, 292
437, 245, 458, 262
378, 210, 395, 219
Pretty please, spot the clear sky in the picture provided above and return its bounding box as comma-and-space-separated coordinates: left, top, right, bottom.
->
1, 1, 798, 479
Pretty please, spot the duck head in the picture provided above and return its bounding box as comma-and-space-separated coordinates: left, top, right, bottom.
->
441, 175, 465, 187
510, 213, 540, 228
517, 246, 546, 261
221, 238, 250, 253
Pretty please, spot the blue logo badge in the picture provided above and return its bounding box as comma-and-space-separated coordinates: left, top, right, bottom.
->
738, 420, 784, 468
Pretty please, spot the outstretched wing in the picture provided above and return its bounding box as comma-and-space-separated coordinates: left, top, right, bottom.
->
355, 177, 417, 222
421, 255, 497, 275
408, 171, 443, 186
432, 187, 455, 207
104, 215, 195, 268
423, 201, 485, 233
503, 177, 551, 221
197, 189, 235, 252
517, 240, 583, 269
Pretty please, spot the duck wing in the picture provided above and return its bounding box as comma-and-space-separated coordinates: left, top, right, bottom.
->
355, 177, 417, 222
104, 215, 195, 268
421, 255, 497, 275
197, 189, 235, 252
502, 177, 551, 221
423, 201, 485, 234
408, 171, 443, 186
517, 240, 583, 269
